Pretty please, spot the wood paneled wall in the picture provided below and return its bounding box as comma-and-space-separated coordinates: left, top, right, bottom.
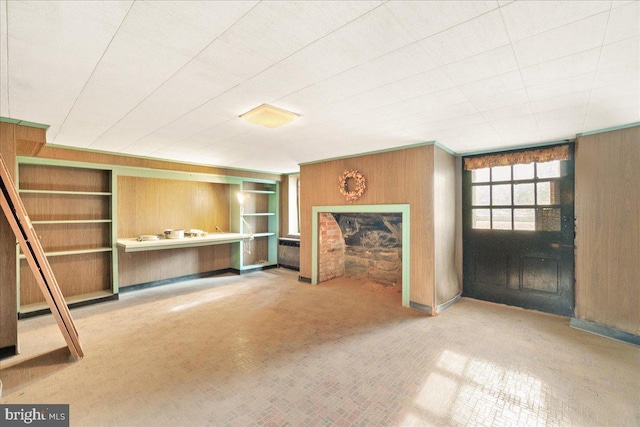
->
117, 176, 232, 287
433, 146, 460, 306
0, 123, 46, 351
118, 246, 231, 287
117, 176, 230, 237
15, 138, 282, 289
300, 145, 436, 307
575, 125, 640, 336
0, 122, 18, 349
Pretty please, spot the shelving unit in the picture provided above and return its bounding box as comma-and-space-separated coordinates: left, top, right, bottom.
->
16, 161, 116, 315
231, 181, 279, 271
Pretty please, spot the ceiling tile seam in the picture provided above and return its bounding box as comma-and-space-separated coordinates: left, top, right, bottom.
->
90, 0, 263, 151
580, 3, 614, 132
50, 0, 136, 143
487, 4, 541, 144
500, 2, 615, 44
280, 92, 477, 144
143, 116, 250, 158
117, 1, 391, 153
272, 3, 447, 110
275, 1, 505, 107
399, 2, 502, 45
2, 0, 10, 117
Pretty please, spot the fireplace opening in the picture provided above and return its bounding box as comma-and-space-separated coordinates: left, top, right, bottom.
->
318, 212, 402, 287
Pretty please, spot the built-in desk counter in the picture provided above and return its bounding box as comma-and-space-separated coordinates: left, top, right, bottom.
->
117, 233, 253, 253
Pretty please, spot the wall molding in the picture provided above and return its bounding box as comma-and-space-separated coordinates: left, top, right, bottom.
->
410, 301, 432, 314
570, 318, 640, 348
436, 293, 461, 313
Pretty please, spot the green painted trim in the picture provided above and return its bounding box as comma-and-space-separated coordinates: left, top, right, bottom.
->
311, 204, 410, 308
0, 116, 50, 129
17, 155, 274, 185
299, 141, 440, 166
432, 141, 457, 156
117, 236, 252, 253
459, 139, 573, 157
18, 156, 114, 171
229, 184, 243, 270
575, 122, 640, 137
41, 143, 282, 178
110, 170, 119, 294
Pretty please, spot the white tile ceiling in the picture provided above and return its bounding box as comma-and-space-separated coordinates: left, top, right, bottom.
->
1, 0, 638, 173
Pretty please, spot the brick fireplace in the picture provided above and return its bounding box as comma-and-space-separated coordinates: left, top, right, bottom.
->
313, 205, 410, 305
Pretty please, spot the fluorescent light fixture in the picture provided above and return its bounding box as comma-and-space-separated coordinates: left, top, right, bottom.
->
240, 104, 298, 128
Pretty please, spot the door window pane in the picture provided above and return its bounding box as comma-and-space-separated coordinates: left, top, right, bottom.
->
513, 163, 534, 180
537, 208, 561, 231
492, 184, 511, 205
472, 185, 490, 206
472, 168, 490, 183
537, 160, 561, 178
491, 165, 511, 182
472, 209, 491, 229
514, 209, 535, 230
492, 209, 512, 230
514, 183, 535, 205
537, 181, 559, 205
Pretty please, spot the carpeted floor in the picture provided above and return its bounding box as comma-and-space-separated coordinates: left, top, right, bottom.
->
1, 268, 638, 426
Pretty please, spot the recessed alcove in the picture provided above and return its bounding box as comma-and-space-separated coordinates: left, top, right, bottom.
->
311, 205, 410, 307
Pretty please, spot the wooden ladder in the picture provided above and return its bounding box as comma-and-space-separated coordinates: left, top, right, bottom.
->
0, 154, 83, 360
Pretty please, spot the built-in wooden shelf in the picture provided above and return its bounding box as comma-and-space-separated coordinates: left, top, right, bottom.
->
19, 247, 113, 259
243, 190, 276, 194
242, 213, 275, 216
252, 232, 275, 238
19, 189, 112, 196
117, 233, 253, 253
31, 219, 112, 224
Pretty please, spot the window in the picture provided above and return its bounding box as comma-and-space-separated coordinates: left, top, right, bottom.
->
471, 160, 562, 231
288, 173, 300, 235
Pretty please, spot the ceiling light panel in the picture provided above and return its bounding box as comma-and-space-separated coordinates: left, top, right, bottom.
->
240, 104, 299, 128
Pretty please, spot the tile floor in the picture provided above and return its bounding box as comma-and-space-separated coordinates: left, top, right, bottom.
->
1, 268, 638, 426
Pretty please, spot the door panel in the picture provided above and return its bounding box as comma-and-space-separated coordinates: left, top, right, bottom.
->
463, 145, 575, 316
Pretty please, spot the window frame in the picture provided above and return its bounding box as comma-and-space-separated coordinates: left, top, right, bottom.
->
470, 161, 563, 231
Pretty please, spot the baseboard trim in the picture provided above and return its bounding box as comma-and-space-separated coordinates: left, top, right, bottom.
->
410, 301, 433, 315
237, 264, 278, 274
18, 294, 119, 319
298, 276, 312, 283
278, 264, 300, 271
0, 345, 17, 360
436, 293, 461, 313
570, 318, 640, 348
120, 268, 236, 293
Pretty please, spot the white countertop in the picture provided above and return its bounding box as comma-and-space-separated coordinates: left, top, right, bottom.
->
117, 233, 253, 252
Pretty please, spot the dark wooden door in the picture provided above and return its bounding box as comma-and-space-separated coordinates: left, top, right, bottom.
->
462, 145, 575, 316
